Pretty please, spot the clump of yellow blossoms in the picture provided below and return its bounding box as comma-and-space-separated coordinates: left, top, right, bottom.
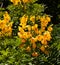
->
10, 0, 31, 5
10, 0, 21, 5
0, 12, 13, 37
18, 14, 53, 56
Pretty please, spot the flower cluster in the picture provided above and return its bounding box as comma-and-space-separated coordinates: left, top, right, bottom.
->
10, 0, 31, 5
18, 14, 53, 56
0, 12, 13, 37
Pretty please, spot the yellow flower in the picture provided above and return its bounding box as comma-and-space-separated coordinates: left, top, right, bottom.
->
18, 14, 53, 54
38, 30, 42, 34
41, 39, 48, 45
26, 46, 31, 52
20, 15, 28, 27
21, 24, 26, 29
20, 15, 28, 23
6, 32, 12, 36
32, 24, 39, 34
41, 26, 45, 32
37, 35, 43, 41
23, 32, 28, 39
32, 52, 38, 57
34, 36, 38, 42
32, 43, 36, 49
36, 15, 40, 20
0, 12, 13, 37
41, 20, 48, 27
18, 27, 24, 34
21, 39, 26, 43
3, 12, 11, 23
46, 16, 51, 22
30, 37, 36, 44
40, 45, 49, 55
26, 32, 32, 38
8, 22, 13, 27
18, 32, 26, 39
22, 0, 31, 3
0, 20, 6, 29
26, 25, 31, 31
30, 15, 35, 23
10, 0, 21, 5
40, 45, 45, 52
43, 31, 52, 41
18, 32, 31, 39
40, 16, 45, 22
18, 32, 22, 38
8, 26, 12, 32
47, 26, 53, 32
32, 24, 38, 30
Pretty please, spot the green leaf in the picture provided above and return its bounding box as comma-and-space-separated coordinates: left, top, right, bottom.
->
57, 43, 60, 50
0, 50, 9, 56
15, 37, 22, 46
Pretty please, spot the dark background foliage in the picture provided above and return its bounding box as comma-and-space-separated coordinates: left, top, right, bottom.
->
37, 0, 60, 24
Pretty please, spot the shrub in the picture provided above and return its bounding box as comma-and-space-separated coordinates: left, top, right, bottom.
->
0, 0, 60, 65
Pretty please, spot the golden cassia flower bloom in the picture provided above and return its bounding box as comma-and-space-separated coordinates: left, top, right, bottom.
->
43, 31, 52, 41
0, 12, 13, 37
41, 39, 48, 45
20, 15, 28, 28
40, 45, 49, 55
30, 15, 35, 23
18, 14, 52, 55
46, 16, 51, 22
26, 25, 31, 31
40, 45, 45, 52
32, 24, 39, 34
20, 15, 28, 24
41, 20, 48, 27
3, 12, 11, 23
36, 15, 40, 20
47, 26, 53, 32
32, 52, 38, 57
30, 37, 36, 44
40, 26, 46, 32
10, 0, 21, 5
32, 42, 36, 49
32, 24, 38, 30
22, 0, 31, 3
26, 46, 31, 52
40, 16, 45, 22
37, 35, 43, 41
18, 27, 24, 34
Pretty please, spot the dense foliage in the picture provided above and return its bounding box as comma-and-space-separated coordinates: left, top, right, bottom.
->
0, 0, 60, 65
